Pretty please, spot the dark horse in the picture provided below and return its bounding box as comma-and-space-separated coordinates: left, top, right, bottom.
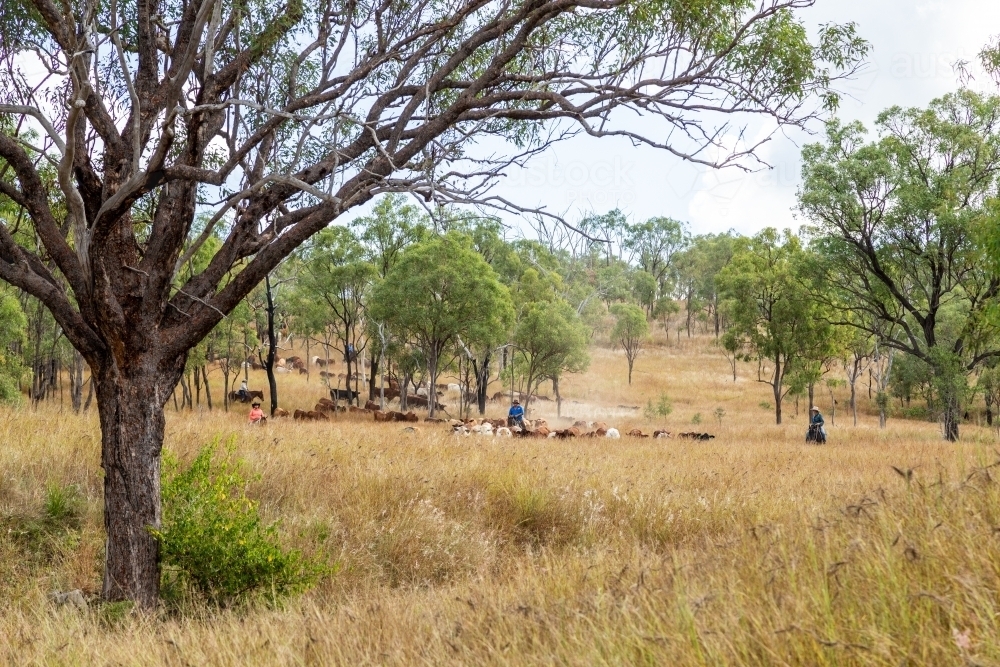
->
229, 389, 265, 404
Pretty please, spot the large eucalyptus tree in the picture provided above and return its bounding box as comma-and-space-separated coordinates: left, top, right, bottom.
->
799, 92, 1000, 441
0, 0, 864, 605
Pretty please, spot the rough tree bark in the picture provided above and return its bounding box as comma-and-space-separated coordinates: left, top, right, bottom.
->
95, 355, 185, 606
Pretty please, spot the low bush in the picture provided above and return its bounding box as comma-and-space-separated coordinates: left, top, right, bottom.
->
643, 393, 672, 419
153, 440, 327, 606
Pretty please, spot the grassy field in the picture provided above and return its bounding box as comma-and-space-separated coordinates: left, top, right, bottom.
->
2, 336, 1000, 665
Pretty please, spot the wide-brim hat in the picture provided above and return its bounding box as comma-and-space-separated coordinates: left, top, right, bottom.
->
513, 399, 520, 404
810, 406, 820, 412
252, 401, 261, 406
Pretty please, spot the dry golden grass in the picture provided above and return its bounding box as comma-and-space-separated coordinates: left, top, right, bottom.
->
2, 337, 1000, 665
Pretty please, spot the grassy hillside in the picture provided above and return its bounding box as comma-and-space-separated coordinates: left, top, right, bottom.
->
1, 337, 998, 665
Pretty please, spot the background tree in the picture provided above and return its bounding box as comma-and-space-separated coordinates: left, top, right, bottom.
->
799, 93, 1000, 440
513, 299, 590, 414
295, 228, 375, 404
625, 217, 688, 304
718, 229, 824, 425
370, 233, 512, 417
610, 303, 650, 385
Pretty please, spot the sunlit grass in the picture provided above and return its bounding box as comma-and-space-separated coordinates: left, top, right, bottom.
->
0, 336, 997, 664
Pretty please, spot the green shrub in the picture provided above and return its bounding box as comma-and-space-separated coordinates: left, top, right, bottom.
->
44, 483, 82, 530
153, 440, 326, 606
691, 413, 702, 425
714, 407, 726, 426
643, 393, 673, 419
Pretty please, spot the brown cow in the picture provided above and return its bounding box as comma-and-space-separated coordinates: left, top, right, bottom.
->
627, 428, 649, 438
274, 408, 289, 418
294, 409, 328, 421
405, 395, 446, 410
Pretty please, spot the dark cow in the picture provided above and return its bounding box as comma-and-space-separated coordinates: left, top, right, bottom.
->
405, 394, 445, 410
330, 388, 360, 402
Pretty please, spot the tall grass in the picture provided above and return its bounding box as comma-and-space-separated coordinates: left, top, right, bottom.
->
0, 338, 997, 664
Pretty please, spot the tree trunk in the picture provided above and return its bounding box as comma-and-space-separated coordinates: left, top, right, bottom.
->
263, 275, 279, 416
942, 394, 960, 442
475, 352, 490, 416
202, 365, 213, 411
193, 366, 202, 406
84, 375, 94, 412
70, 351, 85, 413
400, 370, 411, 411
850, 379, 857, 427
428, 351, 438, 418
179, 373, 192, 410
627, 353, 634, 385
774, 381, 782, 425
807, 382, 814, 411
369, 353, 379, 402
95, 358, 183, 608
554, 375, 561, 418
773, 355, 783, 425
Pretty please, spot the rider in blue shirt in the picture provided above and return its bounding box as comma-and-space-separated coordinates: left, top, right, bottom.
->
508, 399, 525, 429
807, 406, 826, 443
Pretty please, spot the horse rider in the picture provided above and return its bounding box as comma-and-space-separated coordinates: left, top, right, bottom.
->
238, 378, 250, 403
249, 400, 265, 424
807, 406, 827, 444
507, 398, 526, 430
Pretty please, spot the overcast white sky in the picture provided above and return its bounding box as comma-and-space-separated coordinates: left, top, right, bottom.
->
485, 0, 1000, 238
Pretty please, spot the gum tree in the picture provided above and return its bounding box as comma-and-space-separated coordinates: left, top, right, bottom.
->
610, 302, 649, 384
0, 0, 865, 605
717, 229, 825, 425
369, 232, 513, 417
799, 94, 1000, 441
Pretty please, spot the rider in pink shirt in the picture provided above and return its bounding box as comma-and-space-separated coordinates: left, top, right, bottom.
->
249, 401, 264, 424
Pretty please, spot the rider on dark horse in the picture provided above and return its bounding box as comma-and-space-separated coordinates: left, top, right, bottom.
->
507, 399, 525, 430
806, 406, 827, 444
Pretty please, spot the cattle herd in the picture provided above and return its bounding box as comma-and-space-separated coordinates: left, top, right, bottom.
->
255, 393, 716, 441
